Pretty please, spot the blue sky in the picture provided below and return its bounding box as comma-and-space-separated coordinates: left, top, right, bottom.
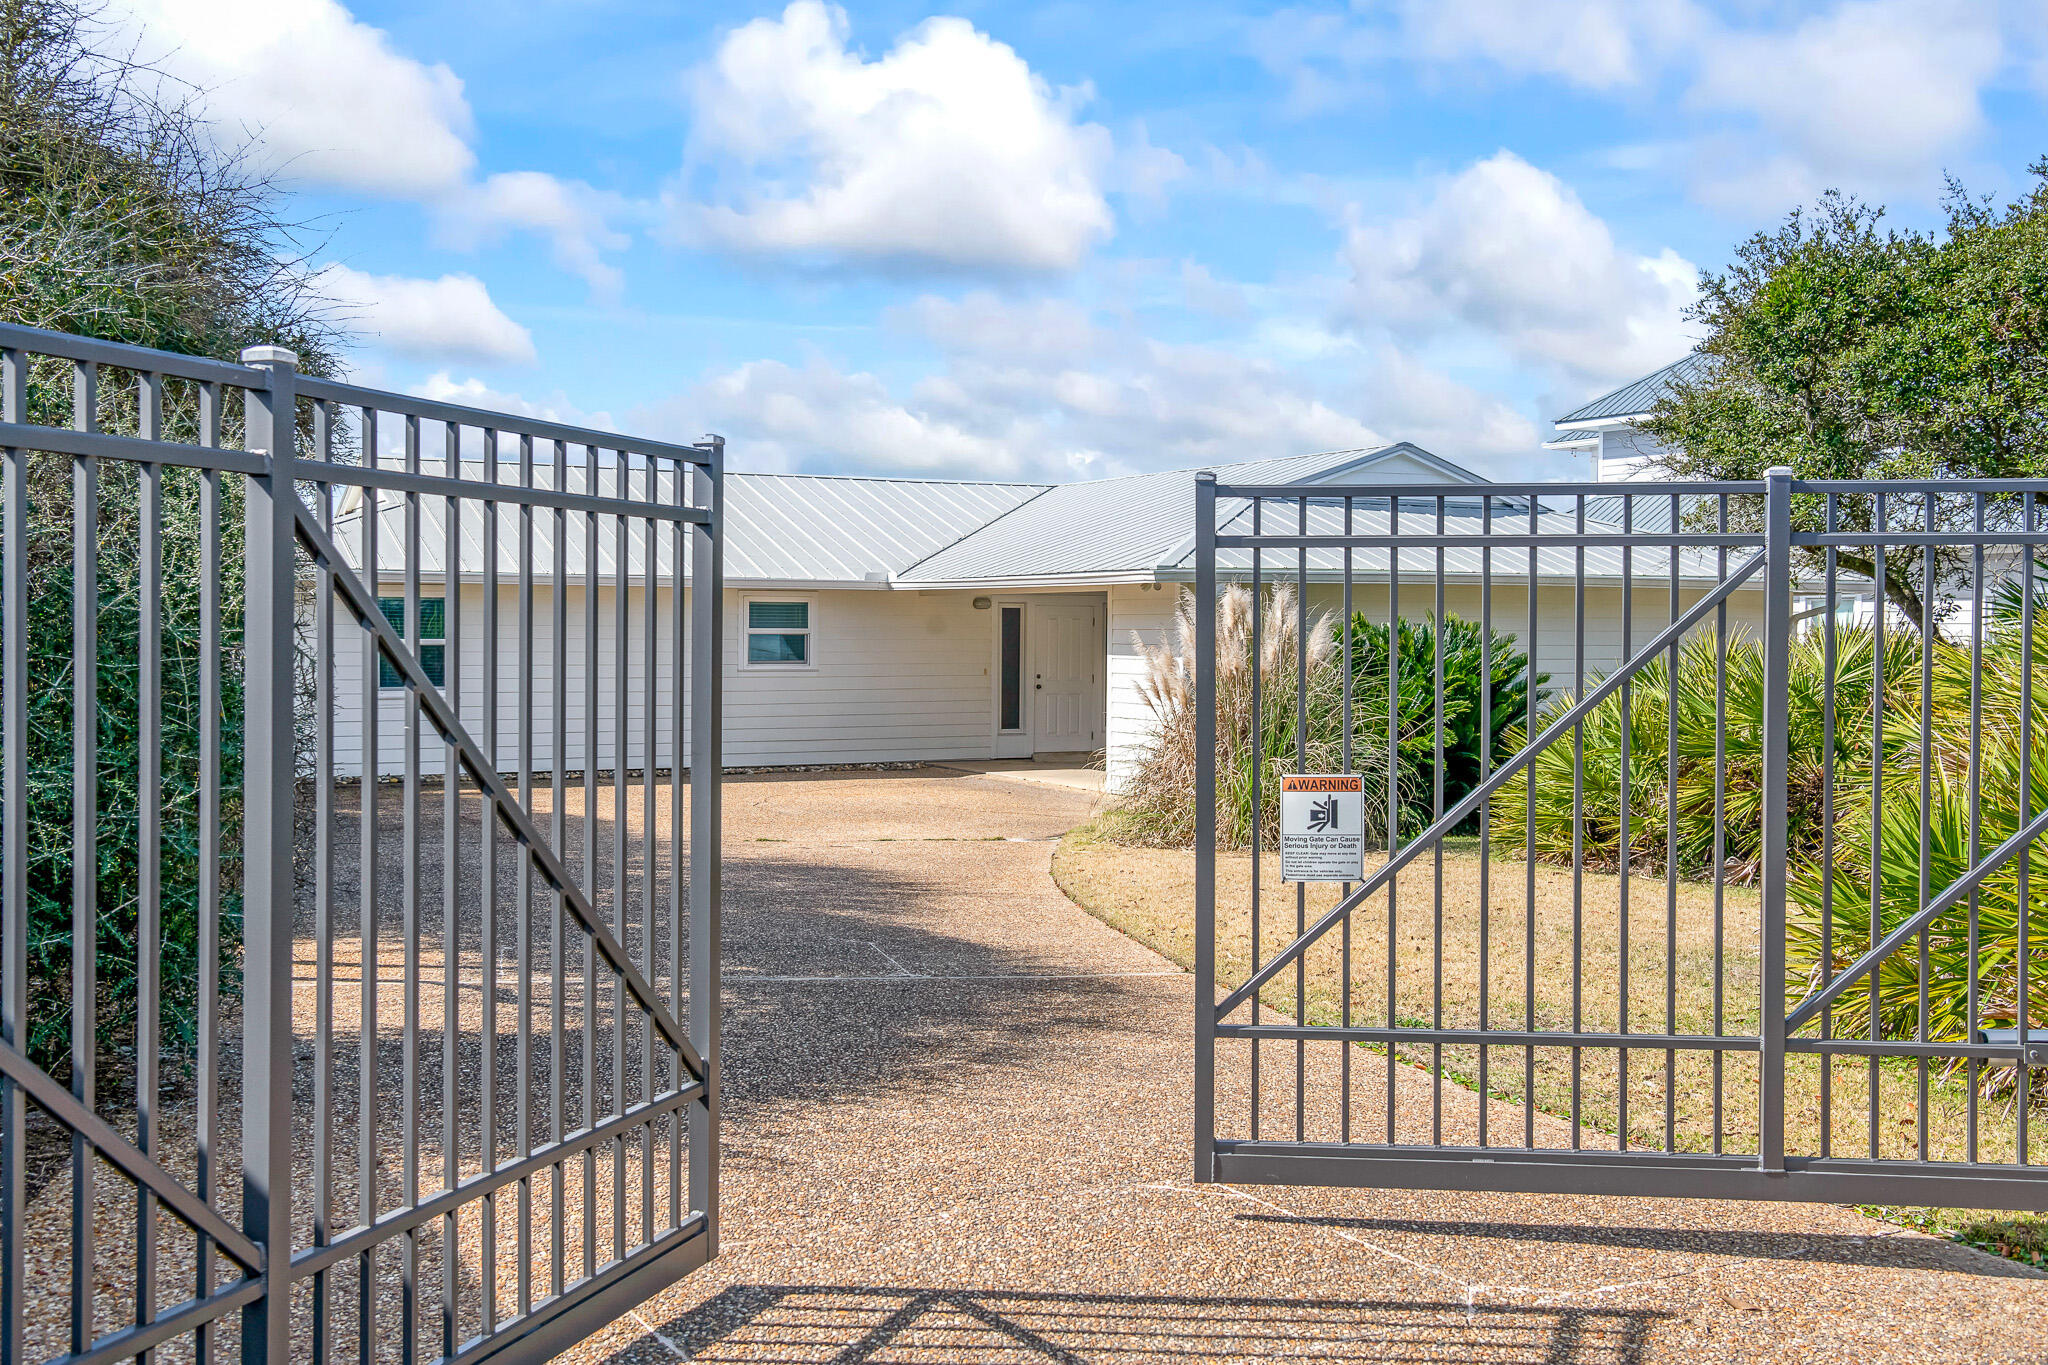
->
108, 0, 2048, 481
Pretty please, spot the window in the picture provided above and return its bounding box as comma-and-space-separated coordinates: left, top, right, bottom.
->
746, 599, 812, 665
377, 596, 445, 688
999, 605, 1023, 730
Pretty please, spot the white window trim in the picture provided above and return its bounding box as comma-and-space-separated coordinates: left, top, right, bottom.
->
741, 592, 819, 671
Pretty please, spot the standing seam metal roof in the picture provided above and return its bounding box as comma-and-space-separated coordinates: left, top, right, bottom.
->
1554, 352, 1716, 425
895, 444, 1465, 583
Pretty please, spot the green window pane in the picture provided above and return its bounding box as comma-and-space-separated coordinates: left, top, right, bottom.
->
376, 596, 445, 687
747, 632, 808, 664
748, 601, 808, 630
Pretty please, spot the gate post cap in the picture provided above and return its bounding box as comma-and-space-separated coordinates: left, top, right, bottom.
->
1763, 465, 1795, 478
240, 344, 300, 369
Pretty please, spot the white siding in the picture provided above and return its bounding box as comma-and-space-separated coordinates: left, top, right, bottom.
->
722, 588, 996, 765
327, 585, 1003, 776
331, 581, 685, 779
1106, 584, 1180, 793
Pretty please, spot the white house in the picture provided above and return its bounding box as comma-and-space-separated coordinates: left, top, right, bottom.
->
1543, 352, 1711, 483
323, 439, 1769, 791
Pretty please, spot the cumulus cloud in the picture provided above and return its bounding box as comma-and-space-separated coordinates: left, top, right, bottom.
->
1686, 0, 2004, 204
436, 173, 632, 298
1340, 151, 1696, 386
108, 0, 632, 294
316, 265, 535, 365
636, 291, 1548, 481
675, 1, 1114, 272
112, 0, 474, 198
1255, 0, 2018, 212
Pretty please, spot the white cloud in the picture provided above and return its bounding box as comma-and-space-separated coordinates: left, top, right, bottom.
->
1340, 151, 1696, 386
1253, 0, 1700, 108
113, 0, 474, 197
110, 1, 632, 295
666, 358, 1020, 476
1394, 0, 1700, 91
436, 173, 631, 299
676, 1, 1114, 272
1357, 345, 1540, 463
639, 291, 1553, 481
1687, 0, 2004, 204
316, 265, 535, 365
414, 374, 614, 430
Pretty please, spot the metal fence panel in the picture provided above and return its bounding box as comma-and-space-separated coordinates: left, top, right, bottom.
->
1194, 470, 2048, 1212
0, 322, 722, 1365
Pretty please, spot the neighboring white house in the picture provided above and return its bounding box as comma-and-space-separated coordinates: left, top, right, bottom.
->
1544, 352, 1712, 483
323, 439, 1770, 791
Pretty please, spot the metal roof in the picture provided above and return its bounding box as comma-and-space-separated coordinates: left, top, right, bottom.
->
723, 472, 1046, 581
331, 462, 1048, 585
1554, 352, 1715, 426
1178, 494, 1736, 586
1543, 427, 1602, 449
897, 444, 1475, 584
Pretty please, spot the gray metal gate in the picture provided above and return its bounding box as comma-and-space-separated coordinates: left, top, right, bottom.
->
0, 323, 722, 1365
1193, 468, 2047, 1211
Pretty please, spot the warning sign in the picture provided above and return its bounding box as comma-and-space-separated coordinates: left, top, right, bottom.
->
1279, 773, 1366, 883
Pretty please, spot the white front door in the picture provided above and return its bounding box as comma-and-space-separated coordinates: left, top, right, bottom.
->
1031, 600, 1101, 752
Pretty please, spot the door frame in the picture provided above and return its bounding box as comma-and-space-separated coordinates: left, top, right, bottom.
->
992, 597, 1032, 758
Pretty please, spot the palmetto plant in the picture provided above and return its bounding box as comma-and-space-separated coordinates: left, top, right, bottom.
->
1788, 617, 2048, 1044
1492, 624, 1918, 881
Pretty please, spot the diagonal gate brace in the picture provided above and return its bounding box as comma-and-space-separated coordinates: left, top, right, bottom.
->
294, 503, 706, 1086
1214, 550, 1765, 1021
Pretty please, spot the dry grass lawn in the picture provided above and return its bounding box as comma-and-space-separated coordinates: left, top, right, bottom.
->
1054, 821, 2048, 1266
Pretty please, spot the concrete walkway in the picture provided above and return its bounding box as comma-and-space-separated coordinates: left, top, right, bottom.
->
565, 768, 2046, 1365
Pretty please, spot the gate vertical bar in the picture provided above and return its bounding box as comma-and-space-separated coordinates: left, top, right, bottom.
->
1, 347, 25, 1365
689, 437, 724, 1253
240, 345, 300, 1365
1193, 472, 1217, 1182
1758, 466, 1793, 1175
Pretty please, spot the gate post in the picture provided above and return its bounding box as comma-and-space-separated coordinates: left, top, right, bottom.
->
239, 346, 300, 1363
1758, 466, 1793, 1175
689, 436, 724, 1252
1193, 472, 1217, 1182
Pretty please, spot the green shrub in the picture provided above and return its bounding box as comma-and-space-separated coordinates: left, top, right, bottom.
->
1339, 612, 1542, 839
1116, 586, 1538, 850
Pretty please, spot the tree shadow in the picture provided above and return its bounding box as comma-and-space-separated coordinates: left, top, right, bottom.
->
1240, 1214, 2045, 1278
608, 1282, 1668, 1365
715, 850, 1152, 1118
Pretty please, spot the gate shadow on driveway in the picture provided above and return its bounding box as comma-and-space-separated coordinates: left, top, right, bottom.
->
1242, 1215, 2042, 1277
620, 1282, 1667, 1364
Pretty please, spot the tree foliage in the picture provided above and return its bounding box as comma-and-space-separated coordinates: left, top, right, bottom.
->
1641, 166, 2048, 630
0, 0, 346, 1076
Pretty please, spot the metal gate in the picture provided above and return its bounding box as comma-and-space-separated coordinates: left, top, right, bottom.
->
0, 323, 722, 1365
1193, 468, 2047, 1211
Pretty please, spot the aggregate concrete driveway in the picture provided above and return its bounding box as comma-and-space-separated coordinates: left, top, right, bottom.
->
561, 768, 2046, 1365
